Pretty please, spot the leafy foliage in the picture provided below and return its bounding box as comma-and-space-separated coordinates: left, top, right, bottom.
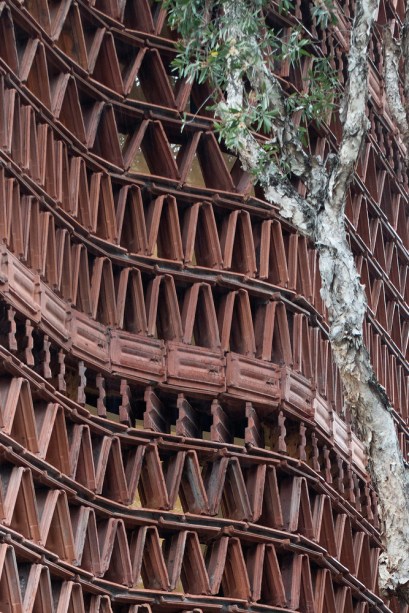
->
163, 0, 339, 175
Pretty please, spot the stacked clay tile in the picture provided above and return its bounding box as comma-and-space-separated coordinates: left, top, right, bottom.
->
0, 0, 407, 611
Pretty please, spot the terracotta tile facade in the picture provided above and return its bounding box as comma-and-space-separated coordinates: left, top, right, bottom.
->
0, 0, 406, 611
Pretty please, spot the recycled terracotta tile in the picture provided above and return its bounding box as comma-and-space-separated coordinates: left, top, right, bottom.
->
21, 563, 54, 613
37, 489, 76, 562
71, 506, 101, 574
220, 210, 256, 277
259, 466, 284, 529
220, 537, 250, 600
55, 580, 86, 613
98, 518, 133, 586
2, 466, 41, 542
90, 104, 123, 168
39, 285, 70, 346
246, 544, 286, 607
90, 257, 116, 326
69, 423, 97, 491
335, 586, 354, 613
0, 543, 22, 612
0, 5, 18, 73
244, 402, 264, 448
67, 157, 92, 228
221, 458, 251, 521
51, 74, 86, 144
121, 0, 166, 33
210, 401, 232, 444
91, 32, 124, 95
164, 531, 210, 594
259, 219, 289, 286
281, 367, 313, 416
181, 283, 220, 349
202, 456, 229, 516
335, 513, 356, 573
242, 462, 266, 522
136, 443, 169, 509
176, 132, 202, 184
110, 330, 165, 383
144, 386, 168, 433
5, 178, 24, 258
217, 290, 255, 356
146, 275, 183, 341
36, 403, 70, 474
0, 376, 39, 452
182, 202, 222, 269
115, 185, 148, 255
9, 92, 23, 167
116, 43, 145, 98
179, 450, 209, 515
53, 3, 89, 69
21, 197, 40, 271
94, 436, 129, 504
69, 311, 110, 366
176, 396, 200, 439
20, 39, 51, 110
312, 495, 337, 556
225, 353, 281, 404
314, 568, 337, 613
166, 343, 226, 393
20, 109, 40, 182
130, 526, 169, 590
195, 132, 234, 192
281, 554, 315, 612
89, 173, 118, 243
280, 476, 314, 539
134, 121, 179, 180
138, 49, 176, 108
145, 195, 183, 261
88, 594, 115, 613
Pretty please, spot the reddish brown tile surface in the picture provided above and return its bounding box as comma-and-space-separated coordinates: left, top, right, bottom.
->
0, 0, 406, 611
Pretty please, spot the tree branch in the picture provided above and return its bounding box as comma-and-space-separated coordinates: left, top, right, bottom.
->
217, 73, 317, 234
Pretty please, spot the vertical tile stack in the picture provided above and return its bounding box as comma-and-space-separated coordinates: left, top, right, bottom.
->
0, 0, 406, 611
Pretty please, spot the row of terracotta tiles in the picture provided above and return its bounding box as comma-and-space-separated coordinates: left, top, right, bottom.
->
3, 101, 408, 343
0, 331, 374, 528
0, 363, 373, 520
0, 454, 382, 604
2, 217, 408, 435
0, 242, 390, 478
5, 0, 404, 258
0, 361, 392, 612
9, 0, 409, 227
0, 164, 407, 438
0, 540, 392, 613
0, 71, 408, 371
0, 364, 388, 609
0, 21, 407, 338
3, 108, 409, 351
0, 403, 386, 610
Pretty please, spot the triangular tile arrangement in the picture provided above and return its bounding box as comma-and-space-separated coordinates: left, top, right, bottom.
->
0, 0, 406, 612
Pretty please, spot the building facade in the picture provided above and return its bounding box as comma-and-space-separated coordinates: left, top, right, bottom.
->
0, 0, 407, 611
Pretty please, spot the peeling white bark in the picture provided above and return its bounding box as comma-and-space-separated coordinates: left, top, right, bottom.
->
219, 0, 409, 601
384, 29, 409, 150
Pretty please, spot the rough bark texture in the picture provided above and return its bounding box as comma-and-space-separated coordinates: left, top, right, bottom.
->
221, 0, 409, 601
384, 28, 409, 156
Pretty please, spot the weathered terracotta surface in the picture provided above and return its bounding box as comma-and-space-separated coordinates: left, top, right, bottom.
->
0, 0, 406, 611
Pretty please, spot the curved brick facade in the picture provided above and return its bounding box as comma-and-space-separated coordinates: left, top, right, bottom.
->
0, 0, 407, 612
